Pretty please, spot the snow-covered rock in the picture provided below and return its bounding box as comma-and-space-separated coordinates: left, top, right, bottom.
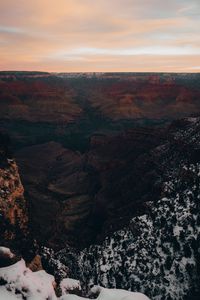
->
60, 278, 81, 295
0, 246, 20, 268
0, 257, 57, 299
90, 286, 150, 300
60, 286, 149, 300
0, 247, 15, 259
0, 248, 149, 300
77, 162, 200, 299
38, 117, 200, 299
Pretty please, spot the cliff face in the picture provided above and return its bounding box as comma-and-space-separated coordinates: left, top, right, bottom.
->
15, 141, 95, 248
0, 134, 28, 248
0, 72, 199, 153
0, 160, 27, 231
12, 116, 200, 252
0, 79, 82, 124
85, 76, 200, 121
15, 128, 164, 249
1, 72, 200, 250
79, 163, 200, 300
54, 117, 200, 300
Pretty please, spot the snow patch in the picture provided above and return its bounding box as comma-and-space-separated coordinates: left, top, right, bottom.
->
60, 278, 81, 295
0, 258, 57, 300
60, 286, 150, 300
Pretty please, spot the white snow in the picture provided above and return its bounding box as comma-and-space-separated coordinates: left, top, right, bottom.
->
0, 251, 150, 300
91, 286, 150, 300
187, 117, 198, 123
60, 278, 81, 295
0, 247, 15, 259
60, 296, 85, 300
60, 286, 150, 300
0, 287, 22, 299
0, 258, 57, 300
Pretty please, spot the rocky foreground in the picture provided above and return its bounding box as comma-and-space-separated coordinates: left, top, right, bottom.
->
0, 247, 149, 299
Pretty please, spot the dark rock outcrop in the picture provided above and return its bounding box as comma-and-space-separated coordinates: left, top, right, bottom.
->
53, 117, 200, 300
0, 133, 37, 263
15, 142, 98, 248
0, 133, 28, 247
15, 128, 164, 249
0, 79, 82, 124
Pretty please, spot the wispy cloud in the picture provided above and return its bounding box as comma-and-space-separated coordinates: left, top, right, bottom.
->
0, 0, 199, 71
0, 26, 25, 34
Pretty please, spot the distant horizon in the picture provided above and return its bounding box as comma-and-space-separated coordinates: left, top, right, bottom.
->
0, 70, 200, 74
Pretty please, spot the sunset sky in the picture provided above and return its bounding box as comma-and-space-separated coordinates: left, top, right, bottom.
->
0, 0, 200, 72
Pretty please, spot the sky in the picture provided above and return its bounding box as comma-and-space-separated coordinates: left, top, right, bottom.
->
0, 0, 200, 72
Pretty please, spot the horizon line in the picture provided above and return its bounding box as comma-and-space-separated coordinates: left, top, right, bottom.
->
0, 70, 200, 74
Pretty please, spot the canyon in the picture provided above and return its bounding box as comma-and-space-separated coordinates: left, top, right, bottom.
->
0, 72, 200, 299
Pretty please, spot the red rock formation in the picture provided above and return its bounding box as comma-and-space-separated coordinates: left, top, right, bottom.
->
0, 158, 28, 243
0, 79, 82, 123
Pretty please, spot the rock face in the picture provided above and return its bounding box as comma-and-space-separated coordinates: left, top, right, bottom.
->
15, 141, 97, 248
15, 128, 164, 249
38, 117, 200, 299
0, 133, 28, 248
0, 160, 27, 231
0, 78, 82, 124
84, 74, 200, 121
0, 250, 57, 300
12, 116, 200, 254
70, 117, 200, 300
0, 246, 20, 268
0, 72, 200, 154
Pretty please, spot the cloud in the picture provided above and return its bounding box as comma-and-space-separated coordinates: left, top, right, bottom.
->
0, 0, 199, 71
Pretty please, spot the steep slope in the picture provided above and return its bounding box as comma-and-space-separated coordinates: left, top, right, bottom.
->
84, 74, 200, 121
0, 247, 150, 300
1, 72, 200, 299
0, 72, 200, 154
0, 133, 28, 249
15, 141, 97, 248
0, 78, 82, 124
15, 128, 164, 249
53, 117, 200, 300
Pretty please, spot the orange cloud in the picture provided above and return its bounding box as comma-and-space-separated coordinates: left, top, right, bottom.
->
0, 0, 199, 72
